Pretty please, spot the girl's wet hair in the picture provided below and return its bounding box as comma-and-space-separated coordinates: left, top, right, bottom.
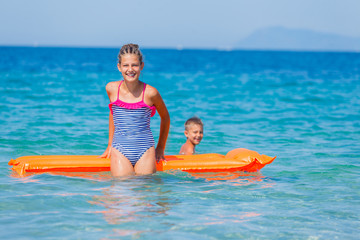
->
185, 117, 203, 131
118, 43, 143, 64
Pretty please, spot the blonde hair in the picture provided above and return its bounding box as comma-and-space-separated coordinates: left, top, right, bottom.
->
118, 43, 143, 64
185, 117, 203, 131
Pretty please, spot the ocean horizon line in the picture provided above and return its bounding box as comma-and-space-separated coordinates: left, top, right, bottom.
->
1, 44, 359, 54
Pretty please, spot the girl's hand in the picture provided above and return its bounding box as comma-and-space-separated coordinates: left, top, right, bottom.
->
155, 147, 166, 162
100, 146, 112, 158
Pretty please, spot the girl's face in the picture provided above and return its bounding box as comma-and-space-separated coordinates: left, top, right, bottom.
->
118, 54, 144, 82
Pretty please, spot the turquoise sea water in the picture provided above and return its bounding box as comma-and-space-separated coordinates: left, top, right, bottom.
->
1, 47, 360, 239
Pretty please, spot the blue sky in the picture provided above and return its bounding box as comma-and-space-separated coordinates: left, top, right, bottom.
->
1, 0, 359, 49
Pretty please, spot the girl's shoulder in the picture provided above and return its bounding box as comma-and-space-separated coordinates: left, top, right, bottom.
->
144, 83, 159, 98
106, 81, 120, 93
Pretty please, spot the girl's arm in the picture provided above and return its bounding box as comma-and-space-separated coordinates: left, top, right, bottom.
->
100, 82, 116, 158
100, 112, 114, 158
151, 89, 170, 161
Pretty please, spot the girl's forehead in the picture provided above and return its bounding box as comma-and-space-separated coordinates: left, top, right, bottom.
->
120, 54, 140, 62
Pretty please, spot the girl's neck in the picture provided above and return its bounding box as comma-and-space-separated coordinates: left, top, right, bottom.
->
122, 80, 142, 93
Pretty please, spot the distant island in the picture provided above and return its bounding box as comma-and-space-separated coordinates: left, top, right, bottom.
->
235, 26, 360, 52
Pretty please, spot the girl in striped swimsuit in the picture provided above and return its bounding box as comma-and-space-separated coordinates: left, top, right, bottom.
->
101, 44, 170, 177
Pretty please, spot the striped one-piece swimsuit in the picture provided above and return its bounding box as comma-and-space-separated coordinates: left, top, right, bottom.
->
109, 81, 156, 166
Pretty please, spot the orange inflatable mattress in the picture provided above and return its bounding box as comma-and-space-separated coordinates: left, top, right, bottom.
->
8, 148, 276, 177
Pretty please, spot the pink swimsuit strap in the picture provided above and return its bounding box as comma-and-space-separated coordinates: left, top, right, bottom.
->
109, 80, 156, 117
